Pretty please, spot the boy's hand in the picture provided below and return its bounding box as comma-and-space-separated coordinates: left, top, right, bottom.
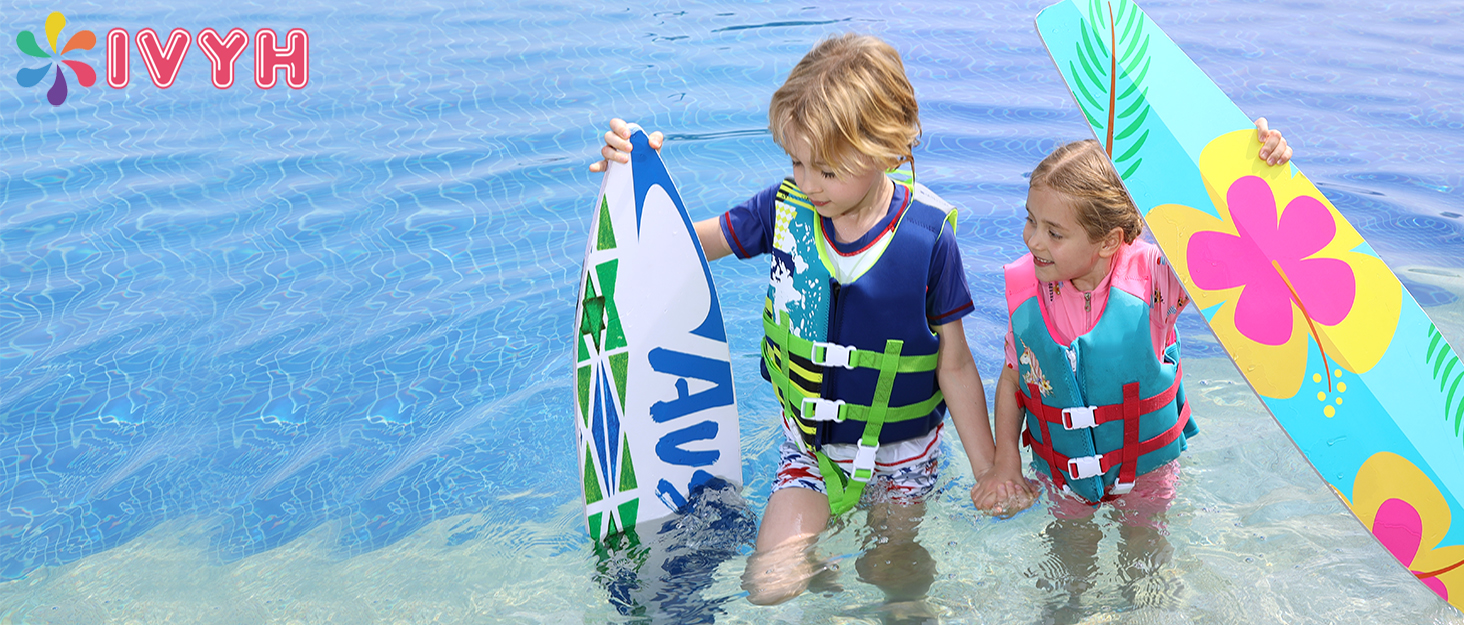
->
970, 464, 1037, 518
1255, 117, 1293, 166
589, 118, 665, 172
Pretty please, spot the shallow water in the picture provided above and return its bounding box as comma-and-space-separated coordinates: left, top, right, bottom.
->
1, 0, 1462, 623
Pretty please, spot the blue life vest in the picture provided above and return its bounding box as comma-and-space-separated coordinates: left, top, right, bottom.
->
1004, 244, 1198, 503
760, 177, 955, 514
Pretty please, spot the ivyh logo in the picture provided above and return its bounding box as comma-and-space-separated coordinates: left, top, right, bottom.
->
15, 12, 96, 105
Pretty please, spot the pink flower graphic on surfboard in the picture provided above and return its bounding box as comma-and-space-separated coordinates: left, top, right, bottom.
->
1346, 452, 1464, 602
1146, 129, 1401, 399
1189, 175, 1355, 388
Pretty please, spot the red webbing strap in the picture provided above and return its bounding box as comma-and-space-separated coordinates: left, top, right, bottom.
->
1023, 383, 1066, 488
1022, 426, 1070, 491
1020, 388, 1192, 498
1100, 396, 1192, 475
1023, 362, 1185, 428
1117, 382, 1142, 488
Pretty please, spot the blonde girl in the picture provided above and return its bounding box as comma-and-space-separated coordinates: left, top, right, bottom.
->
978, 122, 1289, 618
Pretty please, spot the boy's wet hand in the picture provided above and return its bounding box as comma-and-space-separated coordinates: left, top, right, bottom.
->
970, 464, 1036, 515
589, 118, 664, 172
988, 486, 1037, 519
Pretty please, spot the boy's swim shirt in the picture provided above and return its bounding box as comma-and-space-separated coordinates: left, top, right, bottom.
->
719, 180, 975, 326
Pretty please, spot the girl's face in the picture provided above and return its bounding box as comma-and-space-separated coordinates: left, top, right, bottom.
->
1023, 185, 1119, 291
784, 139, 887, 221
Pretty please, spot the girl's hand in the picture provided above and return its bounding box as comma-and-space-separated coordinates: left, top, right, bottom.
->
1255, 117, 1293, 166
589, 118, 664, 172
970, 464, 1037, 517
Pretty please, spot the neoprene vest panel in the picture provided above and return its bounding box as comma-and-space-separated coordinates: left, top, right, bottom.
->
759, 178, 956, 513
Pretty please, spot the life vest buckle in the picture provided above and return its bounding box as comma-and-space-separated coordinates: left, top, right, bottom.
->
851, 441, 878, 483
811, 341, 855, 369
800, 397, 846, 422
1109, 481, 1135, 496
1066, 454, 1104, 480
1060, 405, 1099, 429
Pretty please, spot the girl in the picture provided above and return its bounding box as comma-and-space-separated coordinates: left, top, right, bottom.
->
592, 34, 1022, 610
975, 122, 1291, 619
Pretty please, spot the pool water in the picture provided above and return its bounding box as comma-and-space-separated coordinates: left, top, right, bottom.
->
1, 0, 1462, 623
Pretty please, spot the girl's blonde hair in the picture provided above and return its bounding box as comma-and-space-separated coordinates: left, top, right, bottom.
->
1030, 139, 1143, 244
768, 34, 921, 176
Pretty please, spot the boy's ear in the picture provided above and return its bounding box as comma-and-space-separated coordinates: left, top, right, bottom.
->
1098, 227, 1124, 258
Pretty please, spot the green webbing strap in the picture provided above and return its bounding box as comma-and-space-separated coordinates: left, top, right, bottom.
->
763, 313, 808, 422
762, 315, 937, 373
762, 313, 943, 424
826, 393, 944, 424
819, 338, 904, 516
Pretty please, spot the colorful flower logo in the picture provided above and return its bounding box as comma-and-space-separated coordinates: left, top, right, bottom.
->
15, 12, 96, 105
1146, 129, 1402, 399
1345, 452, 1464, 606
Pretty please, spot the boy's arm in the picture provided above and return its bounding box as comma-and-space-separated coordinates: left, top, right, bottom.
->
977, 365, 1036, 514
694, 217, 733, 261
935, 319, 1036, 514
934, 319, 994, 481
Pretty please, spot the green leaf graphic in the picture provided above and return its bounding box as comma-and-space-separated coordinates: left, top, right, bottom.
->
1073, 0, 1155, 178
1425, 324, 1464, 439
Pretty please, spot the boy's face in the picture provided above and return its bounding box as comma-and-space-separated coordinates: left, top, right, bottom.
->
1023, 185, 1119, 291
784, 139, 888, 221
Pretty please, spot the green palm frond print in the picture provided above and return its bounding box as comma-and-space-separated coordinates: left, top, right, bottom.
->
1426, 323, 1464, 440
1069, 0, 1154, 178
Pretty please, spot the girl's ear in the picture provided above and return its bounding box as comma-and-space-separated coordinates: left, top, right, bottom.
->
1097, 226, 1125, 258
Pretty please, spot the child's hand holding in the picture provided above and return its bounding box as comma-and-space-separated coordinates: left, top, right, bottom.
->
589, 118, 664, 173
971, 464, 1037, 518
1255, 117, 1292, 166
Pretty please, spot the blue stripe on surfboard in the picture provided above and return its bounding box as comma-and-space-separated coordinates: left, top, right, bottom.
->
591, 362, 609, 487
629, 128, 728, 343
603, 367, 621, 485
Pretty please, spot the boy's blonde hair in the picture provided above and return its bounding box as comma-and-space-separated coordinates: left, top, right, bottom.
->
1030, 139, 1144, 244
768, 34, 921, 177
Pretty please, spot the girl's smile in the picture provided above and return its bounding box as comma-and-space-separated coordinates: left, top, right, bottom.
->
1023, 185, 1121, 292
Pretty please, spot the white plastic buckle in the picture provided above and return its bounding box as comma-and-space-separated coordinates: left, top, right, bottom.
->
1067, 454, 1104, 480
799, 397, 846, 422
851, 442, 879, 483
811, 341, 855, 369
1061, 405, 1099, 430
1109, 481, 1135, 496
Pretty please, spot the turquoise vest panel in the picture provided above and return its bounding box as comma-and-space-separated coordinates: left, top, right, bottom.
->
1010, 282, 1197, 502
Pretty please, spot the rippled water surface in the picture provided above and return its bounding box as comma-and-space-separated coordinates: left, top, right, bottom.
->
1, 0, 1462, 623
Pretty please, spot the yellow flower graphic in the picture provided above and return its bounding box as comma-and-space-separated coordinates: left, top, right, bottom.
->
1346, 452, 1464, 606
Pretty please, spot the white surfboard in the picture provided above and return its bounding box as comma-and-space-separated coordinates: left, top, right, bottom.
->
574, 124, 742, 543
